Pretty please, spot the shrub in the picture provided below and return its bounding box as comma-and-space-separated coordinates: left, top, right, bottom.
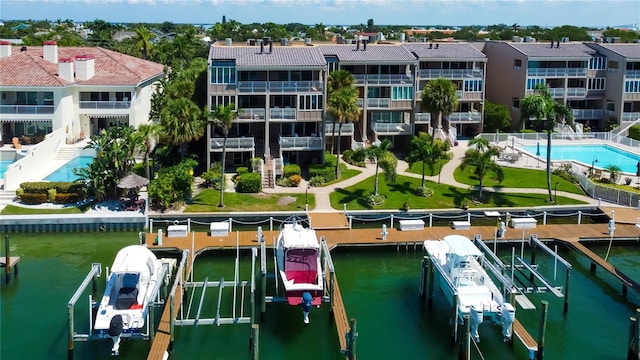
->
54, 193, 80, 204
416, 187, 434, 197
309, 176, 325, 186
343, 148, 367, 167
20, 193, 47, 205
628, 125, 640, 141
309, 165, 336, 183
551, 163, 578, 183
289, 174, 302, 186
625, 177, 633, 185
15, 188, 23, 200
236, 172, 262, 193
47, 188, 57, 203
283, 164, 301, 178
365, 193, 386, 206
236, 167, 249, 175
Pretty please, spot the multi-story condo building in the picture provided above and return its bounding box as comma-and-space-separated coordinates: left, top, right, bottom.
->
206, 41, 326, 169
319, 43, 417, 150
585, 43, 640, 129
404, 43, 487, 139
0, 40, 164, 146
482, 40, 607, 131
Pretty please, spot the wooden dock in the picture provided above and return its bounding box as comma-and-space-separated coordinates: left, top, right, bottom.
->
143, 218, 639, 359
147, 288, 182, 360
1, 256, 20, 284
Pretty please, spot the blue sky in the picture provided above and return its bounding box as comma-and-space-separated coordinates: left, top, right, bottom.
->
1, 0, 638, 28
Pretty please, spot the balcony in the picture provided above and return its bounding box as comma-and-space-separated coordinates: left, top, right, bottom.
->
447, 112, 482, 123
79, 101, 131, 109
209, 137, 255, 152
572, 109, 603, 119
279, 136, 323, 150
237, 108, 266, 121
367, 98, 391, 108
325, 123, 354, 136
415, 113, 431, 123
366, 74, 412, 85
237, 81, 322, 93
270, 108, 296, 120
566, 88, 587, 97
625, 70, 640, 79
417, 69, 483, 79
622, 112, 640, 121
526, 68, 587, 77
0, 105, 54, 114
371, 122, 411, 134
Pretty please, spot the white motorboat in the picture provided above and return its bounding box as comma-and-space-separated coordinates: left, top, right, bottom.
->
276, 219, 324, 323
94, 245, 164, 355
424, 235, 515, 342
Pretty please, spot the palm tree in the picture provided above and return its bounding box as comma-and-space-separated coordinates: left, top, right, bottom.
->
421, 78, 458, 143
158, 97, 206, 157
406, 132, 434, 188
133, 25, 154, 59
460, 137, 503, 199
328, 86, 361, 179
134, 123, 160, 180
521, 84, 574, 202
209, 103, 240, 208
605, 164, 622, 183
366, 139, 396, 196
327, 70, 355, 154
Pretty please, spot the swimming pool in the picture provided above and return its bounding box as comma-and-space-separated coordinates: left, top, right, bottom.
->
0, 160, 14, 179
44, 156, 94, 182
523, 144, 640, 173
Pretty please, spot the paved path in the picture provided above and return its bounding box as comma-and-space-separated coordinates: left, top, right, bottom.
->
262, 140, 602, 212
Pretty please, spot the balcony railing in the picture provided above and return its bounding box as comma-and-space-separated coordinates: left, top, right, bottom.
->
0, 105, 55, 114
237, 108, 266, 120
279, 136, 323, 150
366, 74, 413, 84
572, 109, 603, 119
418, 69, 483, 79
270, 108, 296, 120
237, 81, 322, 93
415, 113, 431, 122
622, 112, 640, 121
447, 112, 482, 123
367, 98, 391, 108
209, 137, 255, 151
625, 70, 640, 79
357, 98, 364, 108
526, 68, 587, 77
566, 88, 587, 97
79, 101, 131, 109
371, 122, 411, 134
325, 123, 354, 135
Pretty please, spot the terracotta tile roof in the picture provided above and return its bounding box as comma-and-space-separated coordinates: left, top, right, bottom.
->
0, 46, 164, 87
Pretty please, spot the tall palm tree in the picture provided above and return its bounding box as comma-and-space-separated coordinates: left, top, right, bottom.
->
133, 25, 154, 59
366, 139, 396, 196
159, 97, 206, 157
421, 78, 458, 143
209, 103, 240, 208
134, 123, 160, 180
327, 70, 355, 153
460, 137, 503, 199
406, 132, 434, 188
328, 86, 361, 179
521, 84, 574, 202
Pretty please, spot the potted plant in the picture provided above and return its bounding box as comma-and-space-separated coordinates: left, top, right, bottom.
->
625, 177, 633, 185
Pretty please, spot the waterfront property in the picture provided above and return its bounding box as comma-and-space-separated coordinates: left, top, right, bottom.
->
522, 143, 640, 174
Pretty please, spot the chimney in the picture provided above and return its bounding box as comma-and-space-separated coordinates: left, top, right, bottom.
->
356, 38, 360, 50
58, 57, 74, 82
258, 39, 264, 54
556, 40, 559, 48
362, 39, 367, 51
75, 54, 95, 80
550, 39, 554, 48
269, 41, 273, 54
0, 40, 11, 58
43, 40, 58, 63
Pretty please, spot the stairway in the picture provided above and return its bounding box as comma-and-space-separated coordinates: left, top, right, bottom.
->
55, 146, 78, 160
262, 159, 274, 189
0, 189, 16, 209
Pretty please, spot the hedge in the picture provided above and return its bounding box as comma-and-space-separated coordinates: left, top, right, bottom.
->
20, 193, 48, 205
54, 193, 80, 204
236, 172, 262, 193
629, 125, 640, 141
283, 164, 301, 178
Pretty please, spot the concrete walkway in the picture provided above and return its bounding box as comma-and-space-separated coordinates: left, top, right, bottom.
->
262, 140, 602, 212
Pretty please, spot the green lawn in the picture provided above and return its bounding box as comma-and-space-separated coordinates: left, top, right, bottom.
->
185, 190, 315, 212
404, 158, 450, 177
1, 204, 88, 215
454, 166, 584, 195
329, 174, 587, 210
317, 168, 361, 187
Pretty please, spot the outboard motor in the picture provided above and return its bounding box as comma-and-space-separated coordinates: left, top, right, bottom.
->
109, 315, 123, 356
500, 303, 516, 342
469, 305, 484, 342
302, 292, 313, 324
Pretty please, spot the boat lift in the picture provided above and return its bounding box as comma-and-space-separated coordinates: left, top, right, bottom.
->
67, 258, 173, 360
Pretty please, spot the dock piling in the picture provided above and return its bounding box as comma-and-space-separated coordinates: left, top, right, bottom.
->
459, 314, 470, 360
251, 324, 259, 360
5, 234, 10, 284
628, 309, 640, 360
451, 293, 459, 343
536, 300, 548, 360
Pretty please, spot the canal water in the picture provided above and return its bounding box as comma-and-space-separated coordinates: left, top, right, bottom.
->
1, 232, 639, 359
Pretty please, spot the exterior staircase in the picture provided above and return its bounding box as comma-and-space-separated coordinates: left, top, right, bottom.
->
55, 146, 79, 160
0, 189, 15, 208
263, 159, 274, 189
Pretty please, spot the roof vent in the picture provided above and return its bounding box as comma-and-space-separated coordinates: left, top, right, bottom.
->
556, 40, 559, 48
550, 39, 554, 48
435, 43, 439, 49
429, 43, 432, 49
362, 39, 367, 51
20, 46, 27, 52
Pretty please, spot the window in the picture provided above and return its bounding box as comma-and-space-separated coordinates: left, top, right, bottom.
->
299, 95, 323, 110
391, 86, 413, 100
211, 96, 235, 108
589, 56, 606, 70
371, 111, 402, 123
588, 78, 605, 90
512, 98, 520, 110
514, 59, 522, 70
210, 61, 236, 84
463, 80, 482, 92
526, 78, 545, 90
625, 80, 640, 93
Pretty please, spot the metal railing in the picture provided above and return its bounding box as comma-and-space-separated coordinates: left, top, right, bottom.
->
371, 122, 411, 134
572, 109, 603, 119
415, 113, 431, 122
366, 98, 391, 108
0, 105, 54, 114
526, 68, 587, 77
448, 112, 481, 123
325, 123, 354, 135
236, 108, 265, 120
571, 162, 640, 207
417, 69, 483, 79
209, 137, 255, 150
279, 136, 323, 150
622, 112, 640, 121
477, 131, 640, 149
625, 70, 640, 79
270, 108, 296, 120
79, 101, 131, 109
566, 88, 587, 97
236, 81, 322, 93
